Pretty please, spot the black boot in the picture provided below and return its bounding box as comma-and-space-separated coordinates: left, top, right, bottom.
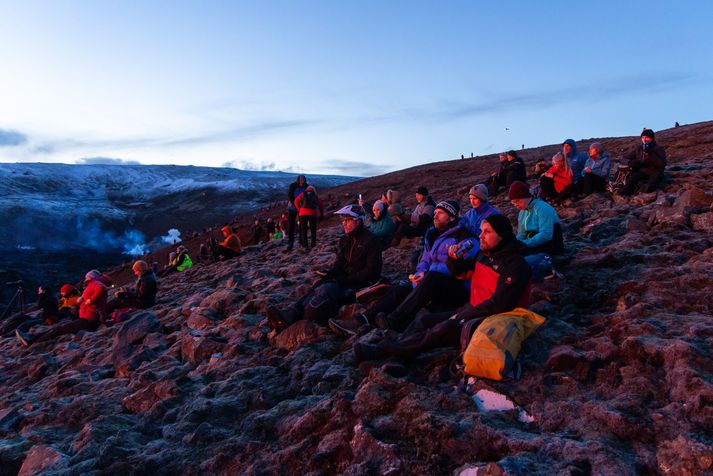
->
353, 342, 387, 362
266, 306, 297, 332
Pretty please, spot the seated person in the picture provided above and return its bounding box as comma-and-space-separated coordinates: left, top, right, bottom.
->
532, 157, 547, 178
250, 217, 266, 245
562, 139, 588, 182
391, 186, 436, 245
211, 225, 242, 260
621, 129, 667, 195
108, 260, 158, 312
353, 215, 531, 362
58, 284, 80, 320
509, 181, 564, 281
459, 185, 500, 242
11, 285, 60, 337
159, 246, 192, 276
329, 200, 472, 335
17, 270, 108, 346
539, 152, 573, 203
266, 205, 382, 331
366, 201, 396, 250
578, 142, 611, 197
485, 153, 508, 196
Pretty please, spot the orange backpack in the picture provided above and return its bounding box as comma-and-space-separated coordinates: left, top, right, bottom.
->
462, 308, 545, 381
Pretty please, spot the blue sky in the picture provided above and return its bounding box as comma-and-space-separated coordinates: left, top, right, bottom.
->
0, 1, 711, 176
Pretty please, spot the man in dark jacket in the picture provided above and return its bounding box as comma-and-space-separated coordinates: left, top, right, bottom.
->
267, 204, 383, 331
354, 214, 531, 361
329, 200, 473, 336
621, 129, 667, 195
108, 260, 158, 312
391, 186, 437, 245
286, 175, 308, 251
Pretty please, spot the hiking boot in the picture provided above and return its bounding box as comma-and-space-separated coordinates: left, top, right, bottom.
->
374, 312, 398, 330
15, 329, 31, 347
266, 306, 296, 332
353, 342, 386, 362
328, 314, 369, 337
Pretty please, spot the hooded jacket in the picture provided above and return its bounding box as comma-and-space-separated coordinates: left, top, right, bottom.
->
583, 152, 612, 178
287, 175, 308, 211
79, 279, 107, 321
324, 223, 382, 289
563, 139, 588, 182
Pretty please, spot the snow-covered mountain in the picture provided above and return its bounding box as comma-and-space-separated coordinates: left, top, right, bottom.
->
0, 163, 356, 253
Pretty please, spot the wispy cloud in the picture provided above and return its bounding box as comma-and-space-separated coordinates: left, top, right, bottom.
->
77, 156, 142, 165
315, 160, 390, 177
222, 159, 285, 172
0, 129, 28, 146
434, 72, 702, 121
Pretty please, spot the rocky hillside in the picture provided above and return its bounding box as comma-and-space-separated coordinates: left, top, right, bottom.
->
0, 121, 712, 475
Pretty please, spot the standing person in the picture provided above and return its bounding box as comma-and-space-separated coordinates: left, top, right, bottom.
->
16, 270, 107, 346
539, 152, 573, 203
266, 204, 382, 331
391, 186, 436, 245
353, 215, 531, 362
294, 185, 325, 252
579, 142, 611, 197
266, 217, 276, 236
286, 175, 308, 251
108, 260, 159, 312
278, 213, 289, 235
250, 217, 266, 245
620, 129, 667, 195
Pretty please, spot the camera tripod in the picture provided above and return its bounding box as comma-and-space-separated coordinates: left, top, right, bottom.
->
1, 280, 26, 320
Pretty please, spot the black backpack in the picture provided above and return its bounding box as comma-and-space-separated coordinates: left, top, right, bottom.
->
302, 189, 318, 209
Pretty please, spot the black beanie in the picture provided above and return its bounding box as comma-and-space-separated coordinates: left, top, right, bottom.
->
484, 214, 514, 242
641, 129, 655, 140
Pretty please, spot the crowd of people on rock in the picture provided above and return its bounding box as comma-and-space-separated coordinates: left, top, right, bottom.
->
6, 129, 668, 376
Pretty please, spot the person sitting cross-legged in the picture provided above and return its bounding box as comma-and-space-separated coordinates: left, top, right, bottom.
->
353, 214, 531, 362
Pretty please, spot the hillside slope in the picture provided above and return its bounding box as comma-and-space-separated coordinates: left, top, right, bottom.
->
0, 122, 712, 475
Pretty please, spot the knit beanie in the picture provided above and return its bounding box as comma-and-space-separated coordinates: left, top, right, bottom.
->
508, 181, 532, 200
468, 184, 488, 202
60, 284, 75, 296
85, 269, 102, 282
484, 214, 514, 243
435, 200, 460, 218
641, 129, 655, 140
373, 201, 385, 213
221, 225, 233, 235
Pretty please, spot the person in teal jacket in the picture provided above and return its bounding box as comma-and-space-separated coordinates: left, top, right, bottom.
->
509, 181, 564, 281
367, 201, 396, 250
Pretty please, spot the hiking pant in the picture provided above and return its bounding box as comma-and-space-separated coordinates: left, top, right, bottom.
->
299, 215, 318, 249
287, 208, 300, 247
525, 253, 552, 282
622, 170, 662, 196
212, 244, 239, 260
33, 318, 99, 344
522, 222, 565, 256
392, 222, 423, 244
384, 272, 469, 332
539, 176, 558, 200
581, 172, 607, 196
381, 311, 462, 359
286, 281, 351, 324
486, 175, 505, 197
108, 296, 145, 313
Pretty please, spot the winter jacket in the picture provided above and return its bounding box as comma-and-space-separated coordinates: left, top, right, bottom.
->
545, 163, 574, 193
516, 198, 561, 249
287, 176, 308, 211
563, 139, 588, 182
79, 280, 107, 321
416, 222, 473, 277
624, 142, 667, 175
583, 152, 611, 178
410, 196, 436, 229
176, 252, 192, 271
38, 292, 59, 324
294, 191, 325, 218
324, 224, 382, 289
219, 234, 242, 254
130, 271, 158, 308
505, 158, 527, 184
367, 213, 396, 248
458, 202, 500, 258
59, 294, 80, 310
452, 238, 532, 322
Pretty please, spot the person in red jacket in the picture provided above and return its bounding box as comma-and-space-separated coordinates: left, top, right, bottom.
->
294, 185, 325, 252
16, 269, 108, 347
539, 152, 573, 203
353, 214, 531, 361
